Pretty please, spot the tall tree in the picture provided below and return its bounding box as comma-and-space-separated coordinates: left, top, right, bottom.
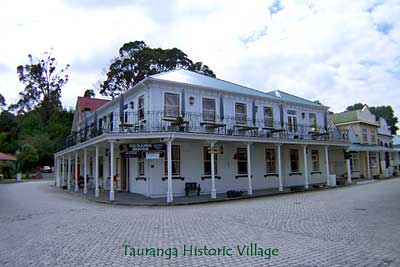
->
83, 89, 95, 98
100, 41, 215, 98
9, 52, 69, 120
370, 106, 398, 134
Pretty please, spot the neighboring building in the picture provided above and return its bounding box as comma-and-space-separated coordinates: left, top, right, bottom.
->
392, 135, 400, 174
0, 152, 17, 162
0, 152, 17, 179
54, 69, 349, 202
328, 106, 396, 179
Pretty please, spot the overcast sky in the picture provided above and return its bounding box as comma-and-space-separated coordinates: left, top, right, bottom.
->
0, 0, 399, 118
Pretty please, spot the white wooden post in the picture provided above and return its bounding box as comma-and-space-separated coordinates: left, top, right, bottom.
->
109, 141, 115, 201
67, 154, 71, 190
61, 156, 65, 187
95, 145, 99, 197
74, 152, 78, 192
303, 145, 309, 189
247, 142, 253, 195
84, 148, 88, 194
167, 139, 173, 203
346, 149, 352, 183
325, 146, 330, 186
277, 144, 283, 191
366, 151, 371, 179
210, 141, 216, 199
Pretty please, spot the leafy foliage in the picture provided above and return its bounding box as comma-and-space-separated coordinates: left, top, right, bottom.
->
0, 93, 5, 109
9, 52, 69, 120
0, 160, 16, 179
345, 103, 398, 134
17, 144, 39, 175
100, 41, 215, 98
83, 89, 95, 98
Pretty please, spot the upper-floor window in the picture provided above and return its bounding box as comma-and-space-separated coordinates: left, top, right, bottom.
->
164, 93, 180, 118
264, 107, 274, 128
202, 98, 216, 122
290, 149, 300, 173
370, 129, 376, 144
311, 150, 320, 171
138, 95, 145, 121
287, 110, 298, 132
108, 112, 113, 131
203, 147, 218, 175
265, 149, 276, 173
362, 128, 368, 143
235, 103, 247, 125
309, 113, 317, 132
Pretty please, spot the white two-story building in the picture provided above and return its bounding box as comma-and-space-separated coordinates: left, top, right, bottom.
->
54, 69, 349, 202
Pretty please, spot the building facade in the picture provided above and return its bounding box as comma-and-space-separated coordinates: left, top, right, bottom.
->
54, 69, 350, 202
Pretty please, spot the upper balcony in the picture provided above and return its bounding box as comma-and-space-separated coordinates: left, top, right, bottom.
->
58, 111, 349, 151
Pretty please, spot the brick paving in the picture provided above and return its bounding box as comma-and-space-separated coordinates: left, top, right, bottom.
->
0, 178, 399, 266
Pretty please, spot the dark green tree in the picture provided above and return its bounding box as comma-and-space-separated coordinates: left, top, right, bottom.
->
83, 89, 95, 98
0, 111, 18, 154
0, 93, 5, 109
9, 52, 69, 120
370, 106, 398, 134
346, 103, 364, 111
17, 144, 39, 176
100, 41, 215, 98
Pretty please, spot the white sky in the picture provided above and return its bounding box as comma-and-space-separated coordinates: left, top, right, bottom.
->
0, 0, 399, 122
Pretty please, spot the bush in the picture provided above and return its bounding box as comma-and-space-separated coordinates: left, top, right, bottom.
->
0, 161, 16, 179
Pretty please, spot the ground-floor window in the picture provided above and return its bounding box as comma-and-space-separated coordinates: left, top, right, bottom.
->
370, 152, 377, 168
265, 149, 276, 173
290, 149, 300, 172
203, 147, 218, 175
350, 152, 360, 171
236, 148, 248, 175
164, 145, 181, 176
137, 157, 145, 176
311, 150, 320, 171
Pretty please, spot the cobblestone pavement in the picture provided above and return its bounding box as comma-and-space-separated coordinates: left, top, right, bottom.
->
1, 179, 399, 267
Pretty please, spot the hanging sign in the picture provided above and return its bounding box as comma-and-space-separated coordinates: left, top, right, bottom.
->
145, 152, 160, 160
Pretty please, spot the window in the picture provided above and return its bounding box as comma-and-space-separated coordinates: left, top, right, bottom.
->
311, 150, 320, 171
236, 148, 248, 175
350, 152, 359, 171
164, 93, 180, 117
203, 147, 218, 175
138, 95, 145, 121
202, 98, 216, 122
235, 103, 247, 125
309, 113, 317, 132
164, 145, 181, 176
370, 152, 377, 168
287, 110, 298, 132
362, 128, 367, 143
137, 158, 145, 176
265, 149, 276, 173
264, 107, 274, 128
108, 112, 113, 131
290, 149, 300, 172
370, 129, 376, 144
98, 118, 103, 130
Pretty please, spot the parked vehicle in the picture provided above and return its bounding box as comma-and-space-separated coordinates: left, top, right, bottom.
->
40, 166, 52, 173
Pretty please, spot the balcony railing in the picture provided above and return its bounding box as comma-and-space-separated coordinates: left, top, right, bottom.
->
57, 111, 348, 151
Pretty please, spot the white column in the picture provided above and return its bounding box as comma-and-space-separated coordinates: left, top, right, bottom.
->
346, 149, 352, 183
61, 156, 65, 187
366, 151, 371, 179
83, 148, 88, 194
74, 152, 78, 192
247, 142, 253, 195
325, 146, 330, 186
277, 144, 283, 191
109, 141, 115, 201
167, 139, 173, 203
303, 145, 309, 189
95, 145, 99, 197
54, 155, 58, 186
210, 142, 216, 199
67, 154, 71, 190
57, 157, 61, 187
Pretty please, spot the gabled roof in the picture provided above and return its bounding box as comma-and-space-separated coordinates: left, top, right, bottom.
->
0, 152, 17, 161
150, 69, 279, 99
328, 110, 358, 124
328, 106, 379, 126
267, 90, 325, 107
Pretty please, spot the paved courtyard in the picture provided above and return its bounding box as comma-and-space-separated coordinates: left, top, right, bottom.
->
0, 178, 400, 267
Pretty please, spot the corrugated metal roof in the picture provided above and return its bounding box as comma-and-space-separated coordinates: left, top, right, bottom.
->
328, 110, 359, 124
150, 69, 282, 100
350, 144, 393, 152
0, 152, 17, 161
267, 90, 324, 107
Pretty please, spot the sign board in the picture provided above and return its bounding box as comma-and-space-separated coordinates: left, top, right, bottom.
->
145, 152, 160, 160
128, 143, 165, 151
125, 151, 141, 158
